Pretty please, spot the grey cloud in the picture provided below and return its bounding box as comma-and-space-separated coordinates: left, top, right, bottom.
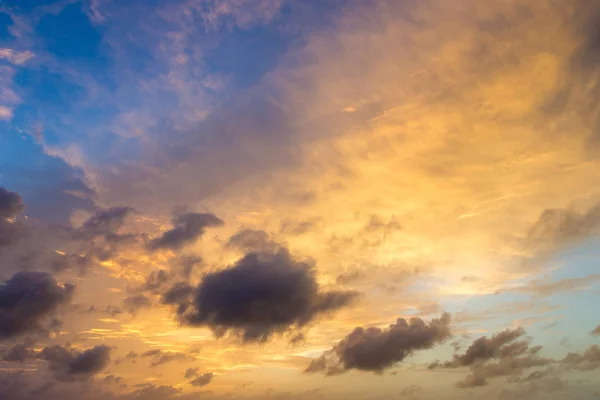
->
443, 327, 527, 367
0, 187, 24, 218
562, 345, 600, 371
172, 243, 360, 342
226, 229, 280, 253
0, 215, 27, 248
430, 327, 555, 388
77, 207, 134, 240
527, 205, 600, 253
306, 313, 451, 374
141, 349, 193, 367
147, 212, 223, 251
0, 271, 74, 339
2, 343, 34, 362
39, 344, 111, 378
184, 368, 213, 387
183, 368, 198, 379
122, 294, 152, 314
279, 218, 320, 236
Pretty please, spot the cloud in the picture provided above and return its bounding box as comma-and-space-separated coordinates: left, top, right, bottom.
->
171, 239, 360, 341
306, 313, 451, 374
592, 325, 600, 336
147, 212, 223, 251
77, 207, 134, 240
140, 349, 194, 367
0, 106, 12, 120
2, 343, 35, 362
0, 271, 74, 339
430, 327, 555, 388
0, 187, 24, 218
226, 229, 280, 253
39, 344, 111, 378
562, 345, 600, 371
184, 368, 214, 387
0, 48, 34, 65
502, 275, 600, 297
527, 204, 600, 254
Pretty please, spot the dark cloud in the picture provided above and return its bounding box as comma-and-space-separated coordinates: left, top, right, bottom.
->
184, 368, 213, 387
172, 244, 360, 342
2, 343, 34, 362
0, 187, 24, 218
0, 271, 74, 339
183, 368, 198, 379
442, 327, 527, 367
226, 229, 279, 253
77, 207, 134, 240
147, 212, 223, 251
141, 349, 193, 367
39, 344, 111, 378
0, 214, 27, 248
562, 345, 600, 371
306, 313, 451, 374
430, 327, 555, 388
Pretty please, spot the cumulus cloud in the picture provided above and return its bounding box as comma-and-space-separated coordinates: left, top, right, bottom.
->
39, 344, 111, 378
429, 327, 555, 388
306, 313, 451, 374
147, 212, 223, 251
0, 271, 74, 339
171, 239, 360, 341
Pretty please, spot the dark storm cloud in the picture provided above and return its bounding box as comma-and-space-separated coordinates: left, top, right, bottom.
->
184, 368, 214, 387
0, 271, 74, 339
172, 245, 360, 342
40, 344, 111, 377
147, 212, 223, 251
0, 187, 24, 218
306, 313, 451, 374
429, 327, 554, 388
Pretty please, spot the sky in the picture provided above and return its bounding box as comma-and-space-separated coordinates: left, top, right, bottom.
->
0, 0, 600, 399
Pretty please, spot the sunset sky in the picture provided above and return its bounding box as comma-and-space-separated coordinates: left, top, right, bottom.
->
1, 1, 600, 399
